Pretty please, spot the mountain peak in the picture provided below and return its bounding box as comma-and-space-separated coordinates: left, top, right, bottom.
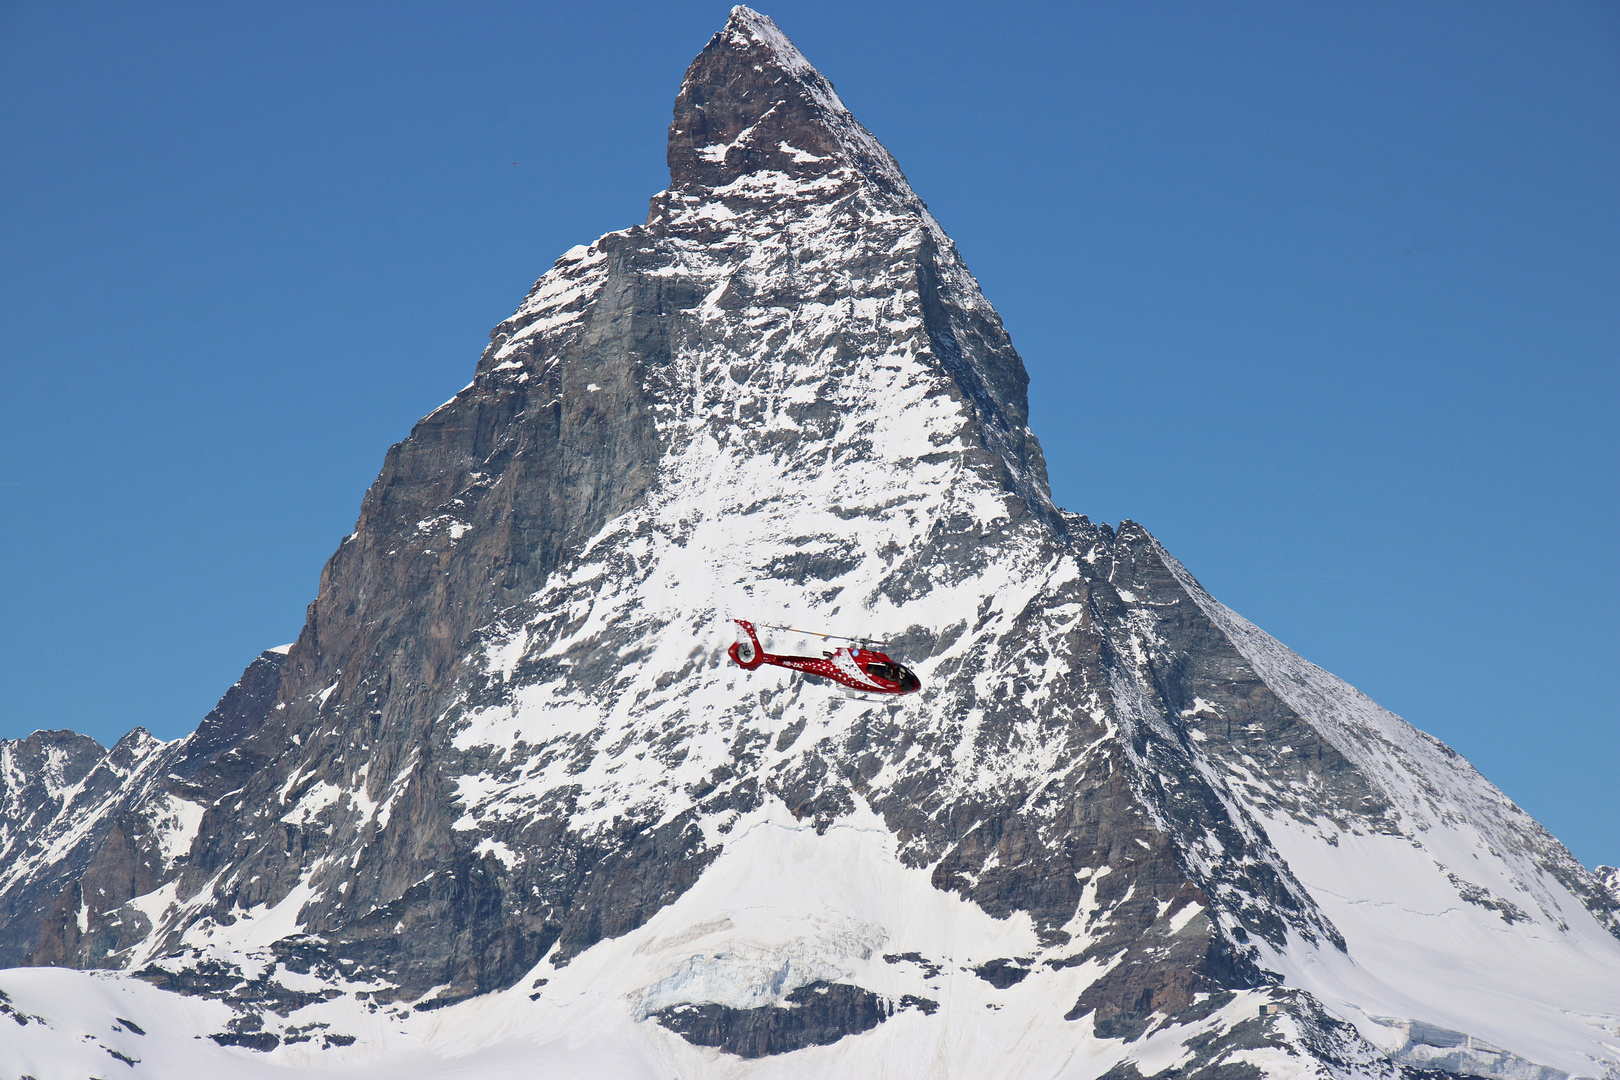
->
722, 6, 808, 68
667, 8, 915, 200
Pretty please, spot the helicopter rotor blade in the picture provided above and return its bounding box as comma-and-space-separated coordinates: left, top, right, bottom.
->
755, 622, 891, 648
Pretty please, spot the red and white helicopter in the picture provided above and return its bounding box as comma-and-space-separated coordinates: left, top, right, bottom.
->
727, 619, 922, 696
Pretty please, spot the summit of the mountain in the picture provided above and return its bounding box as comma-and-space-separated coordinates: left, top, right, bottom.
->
667, 7, 916, 202
1, 10, 1615, 1080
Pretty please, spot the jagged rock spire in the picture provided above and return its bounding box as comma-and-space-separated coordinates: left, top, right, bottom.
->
668, 6, 916, 201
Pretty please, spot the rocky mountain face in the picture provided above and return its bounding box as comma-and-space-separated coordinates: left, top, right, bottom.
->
2, 9, 1616, 1080
0, 650, 288, 970
0, 728, 166, 968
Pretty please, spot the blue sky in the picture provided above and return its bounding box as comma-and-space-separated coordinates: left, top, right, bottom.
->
2, 2, 1615, 867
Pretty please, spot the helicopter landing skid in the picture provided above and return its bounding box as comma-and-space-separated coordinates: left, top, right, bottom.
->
837, 687, 899, 704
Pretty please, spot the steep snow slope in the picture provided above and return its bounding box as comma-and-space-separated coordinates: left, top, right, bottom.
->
2, 9, 1615, 1080
1159, 548, 1620, 1079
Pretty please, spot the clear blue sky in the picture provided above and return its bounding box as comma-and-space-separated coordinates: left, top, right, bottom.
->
2, 2, 1615, 867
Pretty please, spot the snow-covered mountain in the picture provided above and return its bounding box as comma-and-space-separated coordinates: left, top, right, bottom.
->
2, 9, 1615, 1079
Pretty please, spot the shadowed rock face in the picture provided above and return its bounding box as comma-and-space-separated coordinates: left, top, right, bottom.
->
6, 8, 1616, 1076
0, 729, 148, 966
668, 13, 913, 202
23, 650, 287, 969
652, 981, 926, 1058
3, 649, 287, 968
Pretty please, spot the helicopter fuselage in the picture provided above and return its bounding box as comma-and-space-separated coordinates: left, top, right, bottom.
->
727, 619, 921, 696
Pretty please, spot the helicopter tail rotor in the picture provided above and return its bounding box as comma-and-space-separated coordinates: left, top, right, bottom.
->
729, 619, 765, 670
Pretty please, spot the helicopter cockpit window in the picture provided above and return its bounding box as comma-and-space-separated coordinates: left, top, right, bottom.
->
865, 662, 920, 692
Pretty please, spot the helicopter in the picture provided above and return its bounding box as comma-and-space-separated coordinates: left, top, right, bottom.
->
727, 619, 922, 696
